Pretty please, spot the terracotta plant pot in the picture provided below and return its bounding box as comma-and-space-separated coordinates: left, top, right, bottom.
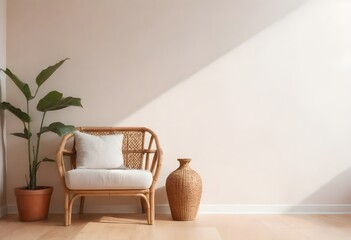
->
15, 186, 53, 221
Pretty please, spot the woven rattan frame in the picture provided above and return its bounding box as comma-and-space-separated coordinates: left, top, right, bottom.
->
55, 127, 163, 226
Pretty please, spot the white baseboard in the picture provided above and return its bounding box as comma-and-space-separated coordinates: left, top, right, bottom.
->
0, 205, 7, 217
196, 204, 351, 214
6, 204, 351, 215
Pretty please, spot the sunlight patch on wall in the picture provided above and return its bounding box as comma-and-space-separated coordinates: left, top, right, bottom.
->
119, 0, 351, 204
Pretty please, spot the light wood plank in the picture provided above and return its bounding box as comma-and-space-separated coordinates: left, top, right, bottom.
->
1, 214, 351, 240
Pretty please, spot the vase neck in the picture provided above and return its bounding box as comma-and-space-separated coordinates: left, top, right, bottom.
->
177, 158, 191, 168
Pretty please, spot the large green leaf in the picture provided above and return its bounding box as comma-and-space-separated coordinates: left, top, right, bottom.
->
0, 102, 31, 122
0, 68, 33, 100
40, 122, 75, 136
36, 58, 69, 87
37, 91, 82, 112
37, 91, 62, 111
12, 128, 32, 140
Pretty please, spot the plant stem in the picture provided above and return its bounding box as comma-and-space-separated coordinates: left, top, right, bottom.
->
26, 100, 32, 189
30, 153, 36, 190
32, 112, 46, 189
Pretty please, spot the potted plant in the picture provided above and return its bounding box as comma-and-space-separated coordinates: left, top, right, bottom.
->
0, 58, 82, 221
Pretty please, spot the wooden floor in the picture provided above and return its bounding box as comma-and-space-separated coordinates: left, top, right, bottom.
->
1, 213, 351, 239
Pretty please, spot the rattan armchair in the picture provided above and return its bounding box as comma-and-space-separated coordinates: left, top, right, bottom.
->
55, 127, 163, 226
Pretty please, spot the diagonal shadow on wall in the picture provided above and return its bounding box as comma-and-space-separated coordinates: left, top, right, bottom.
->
86, 0, 309, 123
288, 167, 351, 213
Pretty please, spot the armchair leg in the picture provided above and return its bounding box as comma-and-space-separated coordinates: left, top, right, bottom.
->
64, 192, 75, 226
150, 191, 155, 225
140, 198, 145, 213
64, 192, 70, 226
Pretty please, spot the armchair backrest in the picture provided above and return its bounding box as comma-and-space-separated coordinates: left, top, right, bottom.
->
74, 127, 161, 172
56, 127, 162, 180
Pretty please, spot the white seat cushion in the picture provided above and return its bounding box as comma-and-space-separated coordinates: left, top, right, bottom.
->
65, 169, 153, 190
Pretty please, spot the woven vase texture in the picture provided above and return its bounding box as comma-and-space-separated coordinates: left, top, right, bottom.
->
166, 158, 202, 221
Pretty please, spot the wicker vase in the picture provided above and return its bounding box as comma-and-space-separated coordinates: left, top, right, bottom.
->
166, 158, 202, 221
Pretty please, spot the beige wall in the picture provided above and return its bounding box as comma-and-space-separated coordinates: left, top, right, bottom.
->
6, 0, 351, 214
0, 0, 6, 217
120, 0, 351, 213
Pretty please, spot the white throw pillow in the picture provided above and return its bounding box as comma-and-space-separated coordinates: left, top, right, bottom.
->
74, 131, 124, 169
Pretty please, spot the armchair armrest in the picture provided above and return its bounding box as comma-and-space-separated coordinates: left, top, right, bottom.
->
55, 132, 75, 183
